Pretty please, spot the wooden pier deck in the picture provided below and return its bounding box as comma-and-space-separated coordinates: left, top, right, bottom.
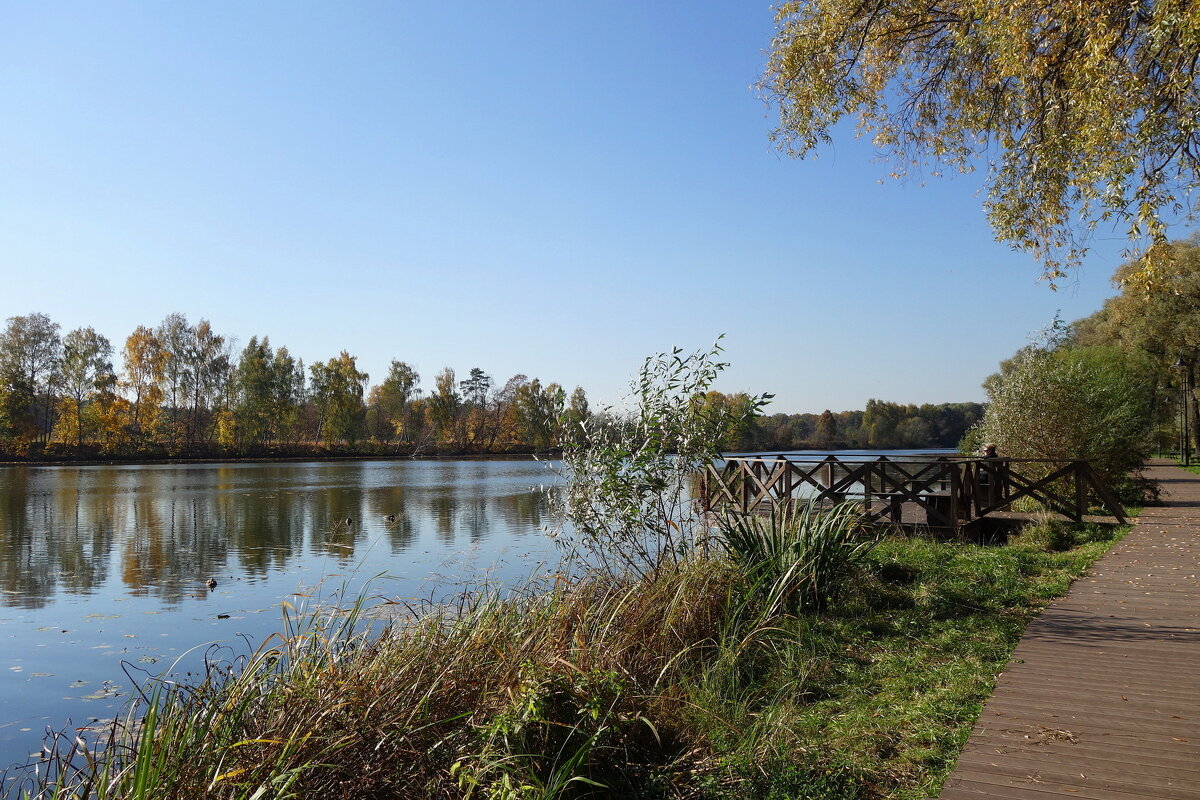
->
938, 460, 1200, 799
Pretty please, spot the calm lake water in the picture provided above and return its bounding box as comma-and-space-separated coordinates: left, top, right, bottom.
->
0, 458, 563, 770
0, 449, 950, 772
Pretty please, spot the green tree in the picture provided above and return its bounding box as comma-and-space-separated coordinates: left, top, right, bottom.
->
979, 343, 1155, 487
0, 313, 62, 445
309, 352, 368, 447
367, 360, 421, 445
561, 386, 590, 446
57, 327, 115, 447
155, 312, 193, 450
428, 368, 461, 447
555, 340, 769, 577
231, 336, 276, 450
513, 378, 564, 451
762, 1, 1200, 282
272, 347, 305, 446
458, 367, 494, 449
815, 409, 838, 447
861, 399, 901, 448
459, 367, 492, 408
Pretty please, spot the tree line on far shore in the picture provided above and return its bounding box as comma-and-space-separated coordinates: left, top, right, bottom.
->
0, 312, 589, 459
0, 311, 984, 460
736, 400, 984, 452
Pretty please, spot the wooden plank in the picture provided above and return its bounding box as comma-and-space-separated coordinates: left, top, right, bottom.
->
937, 461, 1200, 799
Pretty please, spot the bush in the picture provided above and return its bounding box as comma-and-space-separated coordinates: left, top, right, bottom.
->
553, 338, 768, 578
976, 339, 1155, 488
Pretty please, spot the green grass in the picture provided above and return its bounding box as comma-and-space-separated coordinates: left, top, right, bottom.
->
3, 517, 1130, 800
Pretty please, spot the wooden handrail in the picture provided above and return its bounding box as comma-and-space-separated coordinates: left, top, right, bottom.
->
703, 455, 1127, 527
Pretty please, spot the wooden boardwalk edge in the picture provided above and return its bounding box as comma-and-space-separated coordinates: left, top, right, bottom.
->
937, 460, 1200, 799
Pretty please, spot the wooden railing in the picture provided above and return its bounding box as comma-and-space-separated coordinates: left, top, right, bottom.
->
699, 455, 1127, 527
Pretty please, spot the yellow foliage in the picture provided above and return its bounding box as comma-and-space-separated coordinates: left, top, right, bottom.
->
763, 0, 1200, 283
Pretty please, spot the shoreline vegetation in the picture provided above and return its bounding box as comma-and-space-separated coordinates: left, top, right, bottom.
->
1, 513, 1132, 800
0, 342, 1140, 800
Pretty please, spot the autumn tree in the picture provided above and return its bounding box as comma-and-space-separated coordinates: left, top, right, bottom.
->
690, 391, 763, 451
762, 1, 1200, 282
458, 367, 495, 449
121, 326, 166, 444
185, 319, 232, 447
490, 374, 530, 450
1068, 234, 1200, 451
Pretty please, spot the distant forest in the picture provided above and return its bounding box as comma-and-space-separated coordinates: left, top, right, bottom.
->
0, 312, 983, 459
710, 397, 985, 452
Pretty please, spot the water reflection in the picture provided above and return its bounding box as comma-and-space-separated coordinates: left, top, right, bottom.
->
0, 459, 557, 609
0, 458, 561, 770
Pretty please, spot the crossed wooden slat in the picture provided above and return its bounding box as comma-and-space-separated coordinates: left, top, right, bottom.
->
702, 456, 1127, 527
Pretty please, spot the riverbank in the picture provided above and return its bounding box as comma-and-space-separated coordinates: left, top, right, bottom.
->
4, 514, 1132, 800
0, 451, 547, 468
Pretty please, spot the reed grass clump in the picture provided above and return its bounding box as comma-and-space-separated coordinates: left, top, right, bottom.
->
717, 502, 877, 613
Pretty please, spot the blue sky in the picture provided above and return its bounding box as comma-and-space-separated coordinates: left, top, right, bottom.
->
0, 1, 1161, 413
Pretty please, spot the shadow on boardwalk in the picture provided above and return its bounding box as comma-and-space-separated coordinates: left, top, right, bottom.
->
938, 460, 1200, 800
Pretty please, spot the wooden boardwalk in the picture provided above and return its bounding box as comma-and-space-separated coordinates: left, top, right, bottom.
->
939, 461, 1200, 799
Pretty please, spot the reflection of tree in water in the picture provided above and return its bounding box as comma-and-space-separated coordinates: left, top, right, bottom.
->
305, 485, 363, 560
0, 468, 57, 608
54, 469, 116, 595
462, 497, 488, 542
0, 459, 559, 609
429, 492, 458, 544
121, 494, 231, 604
364, 486, 416, 553
0, 468, 124, 608
221, 488, 304, 576
493, 489, 551, 533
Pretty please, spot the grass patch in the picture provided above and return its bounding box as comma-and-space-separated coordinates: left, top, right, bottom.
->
3, 517, 1130, 800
